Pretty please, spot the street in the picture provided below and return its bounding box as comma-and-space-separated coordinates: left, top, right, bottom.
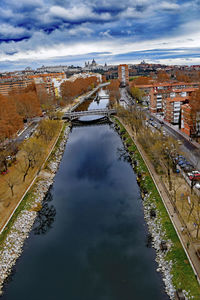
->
120, 87, 200, 168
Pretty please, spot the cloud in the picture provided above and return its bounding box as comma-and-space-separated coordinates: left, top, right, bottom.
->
68, 24, 94, 36
0, 0, 200, 70
49, 4, 112, 23
0, 24, 29, 39
158, 1, 180, 11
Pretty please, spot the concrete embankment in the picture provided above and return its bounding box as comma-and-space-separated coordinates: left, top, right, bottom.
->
0, 125, 70, 295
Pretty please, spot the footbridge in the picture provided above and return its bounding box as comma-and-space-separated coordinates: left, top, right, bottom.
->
63, 108, 116, 121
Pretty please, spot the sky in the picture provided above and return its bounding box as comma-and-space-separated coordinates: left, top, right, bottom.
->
0, 0, 200, 71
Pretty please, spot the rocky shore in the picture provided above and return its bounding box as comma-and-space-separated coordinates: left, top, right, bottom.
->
142, 194, 175, 299
142, 192, 192, 299
112, 119, 191, 300
0, 125, 70, 296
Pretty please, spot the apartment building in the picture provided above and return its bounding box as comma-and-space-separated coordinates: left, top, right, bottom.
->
163, 95, 190, 124
181, 104, 200, 137
132, 82, 199, 113
0, 73, 66, 97
118, 64, 129, 86
0, 77, 33, 96
29, 72, 66, 81
149, 82, 199, 113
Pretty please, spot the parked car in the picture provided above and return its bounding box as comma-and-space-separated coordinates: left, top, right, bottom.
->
183, 165, 193, 172
189, 173, 200, 181
178, 160, 186, 166
180, 164, 187, 169
178, 156, 185, 160
1, 170, 9, 175
187, 170, 200, 177
177, 140, 182, 145
195, 183, 200, 189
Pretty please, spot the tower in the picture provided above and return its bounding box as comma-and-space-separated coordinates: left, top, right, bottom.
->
118, 64, 129, 87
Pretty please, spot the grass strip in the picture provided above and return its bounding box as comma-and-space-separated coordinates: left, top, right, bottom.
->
0, 122, 68, 249
113, 117, 200, 299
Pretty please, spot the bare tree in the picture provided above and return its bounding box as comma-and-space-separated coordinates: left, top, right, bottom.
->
4, 172, 20, 197
171, 176, 183, 204
18, 137, 44, 181
187, 195, 196, 222
191, 197, 200, 239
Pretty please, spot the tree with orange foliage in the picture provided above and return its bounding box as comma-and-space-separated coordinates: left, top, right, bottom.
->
9, 83, 42, 120
190, 89, 200, 112
107, 79, 120, 107
11, 91, 42, 119
35, 83, 54, 109
175, 71, 190, 83
0, 94, 23, 140
132, 76, 153, 85
60, 76, 98, 105
102, 75, 107, 83
157, 71, 171, 82
189, 88, 200, 138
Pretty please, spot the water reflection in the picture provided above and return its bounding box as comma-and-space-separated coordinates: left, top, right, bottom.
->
33, 187, 56, 235
1, 102, 169, 300
116, 147, 132, 164
76, 98, 93, 111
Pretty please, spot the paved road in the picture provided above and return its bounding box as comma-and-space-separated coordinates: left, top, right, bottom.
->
16, 122, 38, 143
120, 87, 135, 106
149, 114, 200, 167
120, 87, 200, 167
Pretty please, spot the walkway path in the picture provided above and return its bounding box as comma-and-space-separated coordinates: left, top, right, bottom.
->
118, 118, 200, 283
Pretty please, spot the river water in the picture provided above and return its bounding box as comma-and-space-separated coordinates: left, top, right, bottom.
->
1, 90, 169, 300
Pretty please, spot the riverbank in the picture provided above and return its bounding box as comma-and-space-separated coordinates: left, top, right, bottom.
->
112, 117, 200, 300
0, 83, 104, 295
0, 123, 71, 295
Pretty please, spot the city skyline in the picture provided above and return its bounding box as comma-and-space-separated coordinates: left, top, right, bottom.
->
0, 0, 200, 71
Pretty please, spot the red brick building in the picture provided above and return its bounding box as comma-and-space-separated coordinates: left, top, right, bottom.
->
131, 82, 199, 114
181, 104, 200, 137
163, 96, 190, 124
148, 82, 199, 114
181, 104, 192, 136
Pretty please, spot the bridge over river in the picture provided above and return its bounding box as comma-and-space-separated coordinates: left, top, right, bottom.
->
63, 108, 116, 120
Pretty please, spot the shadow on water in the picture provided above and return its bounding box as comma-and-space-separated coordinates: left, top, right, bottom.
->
75, 97, 93, 111
33, 187, 56, 236
116, 147, 132, 164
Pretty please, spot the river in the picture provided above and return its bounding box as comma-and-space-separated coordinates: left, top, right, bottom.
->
1, 89, 169, 300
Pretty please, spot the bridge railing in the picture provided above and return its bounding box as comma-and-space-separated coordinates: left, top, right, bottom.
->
63, 108, 116, 119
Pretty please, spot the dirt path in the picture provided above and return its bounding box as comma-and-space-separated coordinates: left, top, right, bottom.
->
0, 121, 64, 235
